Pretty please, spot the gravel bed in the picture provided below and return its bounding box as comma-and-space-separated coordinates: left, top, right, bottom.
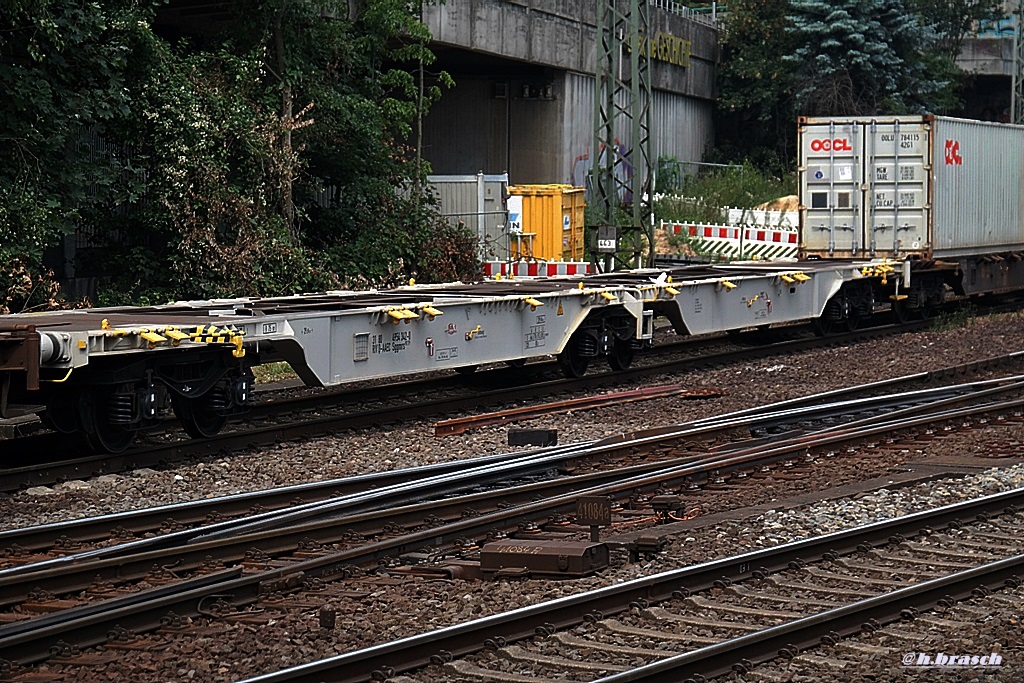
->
8, 310, 1024, 682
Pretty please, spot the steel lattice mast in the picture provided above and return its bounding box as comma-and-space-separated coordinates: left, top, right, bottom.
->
1014, 2, 1024, 124
591, 0, 654, 270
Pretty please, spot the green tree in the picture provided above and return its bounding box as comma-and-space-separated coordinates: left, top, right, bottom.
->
715, 0, 799, 173
785, 0, 948, 115
1, 1, 468, 310
223, 0, 457, 286
0, 0, 154, 311
715, 0, 996, 172
909, 0, 1004, 59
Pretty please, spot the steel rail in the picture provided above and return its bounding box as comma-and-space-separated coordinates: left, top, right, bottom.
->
236, 488, 1024, 683
0, 568, 244, 665
0, 442, 604, 578
7, 353, 1011, 555
593, 351, 1024, 446
3, 370, 1020, 577
0, 459, 703, 605
2, 393, 1022, 666
0, 446, 572, 554
595, 555, 1024, 682
2, 378, 1021, 589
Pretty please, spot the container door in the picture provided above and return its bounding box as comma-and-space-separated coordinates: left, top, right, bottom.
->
561, 188, 586, 261
862, 120, 929, 257
482, 175, 510, 260
800, 121, 863, 256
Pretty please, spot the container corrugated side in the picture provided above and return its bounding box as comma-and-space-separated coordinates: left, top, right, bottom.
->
931, 117, 1024, 258
508, 184, 586, 261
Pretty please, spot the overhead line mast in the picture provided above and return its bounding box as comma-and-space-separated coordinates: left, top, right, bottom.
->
1014, 1, 1024, 124
591, 0, 654, 271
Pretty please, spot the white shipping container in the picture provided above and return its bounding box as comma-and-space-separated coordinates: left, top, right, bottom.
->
798, 115, 1024, 260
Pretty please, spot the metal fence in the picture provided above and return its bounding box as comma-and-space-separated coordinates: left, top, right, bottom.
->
650, 0, 721, 27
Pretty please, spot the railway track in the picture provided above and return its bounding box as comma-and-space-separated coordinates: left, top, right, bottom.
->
2, 352, 1021, 560
239, 488, 1024, 682
0, 357, 1022, 673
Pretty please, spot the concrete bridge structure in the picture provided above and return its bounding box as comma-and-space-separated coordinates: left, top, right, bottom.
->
956, 4, 1021, 123
419, 0, 720, 185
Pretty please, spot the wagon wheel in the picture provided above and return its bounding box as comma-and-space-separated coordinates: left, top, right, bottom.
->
42, 391, 79, 434
892, 299, 910, 324
77, 385, 139, 453
557, 336, 590, 378
173, 394, 227, 439
812, 294, 853, 336
845, 309, 862, 332
812, 315, 837, 337
608, 337, 635, 371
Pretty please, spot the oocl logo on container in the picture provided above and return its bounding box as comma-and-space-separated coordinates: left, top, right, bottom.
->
810, 138, 852, 152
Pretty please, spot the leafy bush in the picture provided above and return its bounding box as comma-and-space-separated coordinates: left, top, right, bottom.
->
0, 0, 465, 308
654, 161, 796, 224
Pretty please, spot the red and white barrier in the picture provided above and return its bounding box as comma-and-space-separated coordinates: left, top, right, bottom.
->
660, 222, 799, 260
483, 261, 592, 278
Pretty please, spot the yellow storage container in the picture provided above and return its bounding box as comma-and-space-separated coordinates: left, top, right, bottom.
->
507, 184, 586, 262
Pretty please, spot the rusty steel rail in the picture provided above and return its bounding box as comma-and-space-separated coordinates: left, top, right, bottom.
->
596, 557, 1024, 683
237, 488, 1024, 683
434, 385, 725, 436
3, 352, 1020, 555
0, 568, 245, 665
3, 389, 1024, 667
2, 375, 1022, 591
2, 373, 1021, 576
0, 447, 565, 554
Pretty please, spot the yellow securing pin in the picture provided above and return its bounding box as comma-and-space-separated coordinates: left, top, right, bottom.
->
720, 280, 737, 291
600, 291, 617, 302
422, 305, 442, 318
666, 286, 680, 296
524, 297, 543, 309
139, 329, 167, 348
101, 319, 110, 330
165, 328, 189, 346
780, 274, 796, 284
792, 273, 811, 282
232, 335, 245, 358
